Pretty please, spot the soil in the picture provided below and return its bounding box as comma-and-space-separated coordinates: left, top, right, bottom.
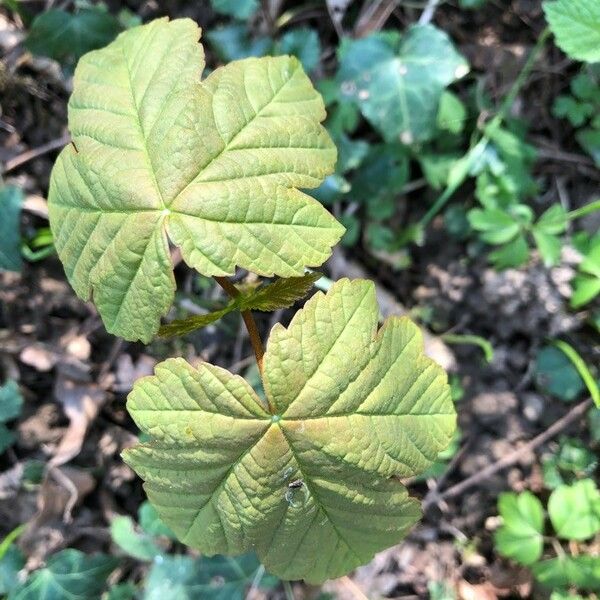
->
0, 1, 598, 599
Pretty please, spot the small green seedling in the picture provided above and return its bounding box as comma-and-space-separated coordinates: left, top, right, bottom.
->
48, 18, 455, 583
495, 481, 600, 594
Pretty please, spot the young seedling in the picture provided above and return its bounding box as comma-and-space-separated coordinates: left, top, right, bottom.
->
48, 17, 455, 582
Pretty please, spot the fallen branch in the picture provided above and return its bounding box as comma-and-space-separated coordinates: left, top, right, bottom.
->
3, 133, 71, 173
424, 397, 593, 509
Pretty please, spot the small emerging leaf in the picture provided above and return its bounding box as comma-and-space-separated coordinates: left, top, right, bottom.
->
159, 273, 321, 337
238, 272, 321, 311
124, 279, 455, 583
49, 18, 343, 343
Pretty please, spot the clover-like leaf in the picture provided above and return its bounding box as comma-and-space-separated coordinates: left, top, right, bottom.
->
48, 17, 342, 343
494, 491, 544, 565
123, 278, 455, 583
543, 0, 600, 64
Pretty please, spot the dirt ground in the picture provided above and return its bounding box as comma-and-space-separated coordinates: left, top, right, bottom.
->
1, 1, 598, 598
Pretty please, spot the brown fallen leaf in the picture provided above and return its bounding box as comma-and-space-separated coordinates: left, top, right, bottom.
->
19, 466, 95, 567
19, 343, 58, 372
458, 580, 498, 600
50, 374, 105, 468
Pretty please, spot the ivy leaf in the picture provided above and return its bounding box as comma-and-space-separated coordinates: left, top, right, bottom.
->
494, 491, 544, 565
25, 7, 121, 66
124, 278, 455, 583
138, 501, 176, 539
206, 24, 272, 62
543, 0, 600, 63
110, 516, 163, 561
0, 186, 23, 273
11, 549, 118, 600
48, 18, 342, 343
548, 479, 600, 540
211, 0, 258, 20
143, 554, 275, 600
275, 28, 321, 73
336, 26, 468, 144
159, 273, 321, 337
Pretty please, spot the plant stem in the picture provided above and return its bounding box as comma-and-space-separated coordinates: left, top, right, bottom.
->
214, 277, 265, 374
567, 198, 600, 221
424, 397, 593, 508
413, 27, 551, 235
282, 580, 295, 600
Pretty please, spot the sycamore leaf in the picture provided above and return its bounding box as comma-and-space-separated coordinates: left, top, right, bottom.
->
543, 0, 600, 63
124, 278, 455, 583
48, 18, 342, 343
159, 273, 321, 337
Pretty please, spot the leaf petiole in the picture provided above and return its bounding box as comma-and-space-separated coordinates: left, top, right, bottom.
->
214, 276, 265, 376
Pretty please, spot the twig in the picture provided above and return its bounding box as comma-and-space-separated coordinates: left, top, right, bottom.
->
3, 133, 71, 173
340, 576, 370, 600
214, 276, 265, 375
424, 398, 593, 508
418, 0, 441, 25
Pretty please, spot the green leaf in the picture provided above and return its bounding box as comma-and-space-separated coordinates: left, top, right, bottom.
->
123, 278, 455, 583
467, 208, 520, 245
0, 186, 23, 273
239, 272, 321, 311
48, 18, 342, 343
548, 480, 600, 540
535, 345, 585, 402
111, 516, 163, 561
25, 7, 121, 66
576, 128, 600, 167
160, 273, 321, 337
0, 546, 24, 596
107, 583, 137, 600
0, 381, 23, 423
0, 425, 16, 454
159, 306, 235, 338
10, 549, 118, 600
533, 556, 600, 591
138, 501, 176, 539
535, 204, 568, 235
143, 554, 274, 600
552, 95, 594, 127
488, 234, 530, 269
552, 340, 600, 408
542, 436, 598, 489
211, 0, 258, 20
437, 91, 467, 135
275, 28, 321, 73
337, 26, 468, 143
350, 144, 409, 218
572, 234, 600, 308
532, 230, 562, 266
206, 24, 272, 62
543, 0, 600, 63
494, 491, 544, 565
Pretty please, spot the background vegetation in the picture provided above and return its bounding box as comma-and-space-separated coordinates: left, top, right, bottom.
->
0, 0, 599, 598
